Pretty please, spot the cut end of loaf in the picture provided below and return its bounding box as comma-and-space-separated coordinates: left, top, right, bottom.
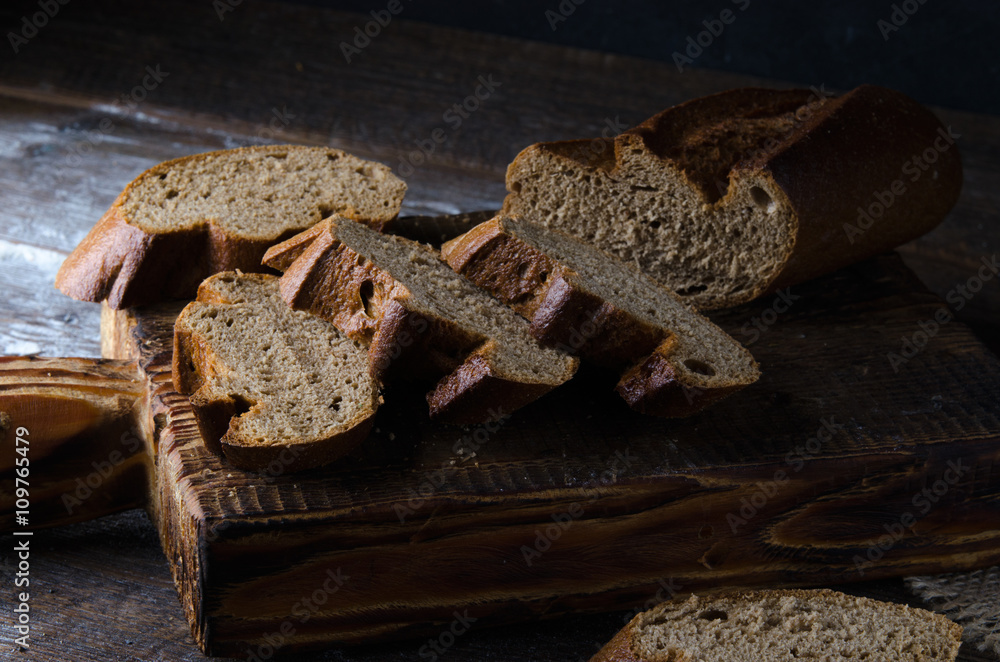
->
122, 145, 406, 239
610, 589, 963, 662
56, 145, 406, 308
504, 86, 962, 310
172, 272, 379, 472
503, 91, 809, 309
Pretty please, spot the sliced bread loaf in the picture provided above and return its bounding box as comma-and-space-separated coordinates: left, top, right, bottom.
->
441, 216, 759, 416
262, 217, 579, 424
502, 85, 962, 309
592, 589, 963, 662
57, 145, 406, 309
172, 272, 379, 472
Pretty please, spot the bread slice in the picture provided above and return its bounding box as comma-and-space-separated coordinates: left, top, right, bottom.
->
57, 145, 406, 309
502, 85, 963, 310
262, 217, 579, 424
172, 272, 379, 472
441, 216, 759, 416
592, 589, 963, 662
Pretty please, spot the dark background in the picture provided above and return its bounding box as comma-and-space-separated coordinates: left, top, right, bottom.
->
291, 0, 999, 114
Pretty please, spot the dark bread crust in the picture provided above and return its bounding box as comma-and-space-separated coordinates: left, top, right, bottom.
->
441, 217, 756, 417
752, 85, 963, 292
441, 219, 665, 366
58, 204, 288, 309
264, 219, 577, 424
57, 146, 404, 309
504, 85, 963, 310
589, 624, 641, 662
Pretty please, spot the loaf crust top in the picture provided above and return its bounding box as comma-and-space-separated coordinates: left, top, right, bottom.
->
57, 145, 406, 309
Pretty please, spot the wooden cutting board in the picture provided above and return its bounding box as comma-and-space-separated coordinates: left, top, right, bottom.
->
4, 246, 1000, 657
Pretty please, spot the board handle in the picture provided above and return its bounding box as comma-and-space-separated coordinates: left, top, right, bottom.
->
0, 356, 149, 531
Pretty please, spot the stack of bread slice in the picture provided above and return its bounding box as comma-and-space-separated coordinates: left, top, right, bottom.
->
53, 86, 961, 472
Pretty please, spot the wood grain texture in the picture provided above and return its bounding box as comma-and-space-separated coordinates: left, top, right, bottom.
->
97, 251, 1000, 656
0, 1, 998, 659
0, 356, 148, 530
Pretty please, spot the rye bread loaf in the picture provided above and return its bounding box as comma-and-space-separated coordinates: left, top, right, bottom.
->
172, 272, 379, 472
441, 216, 759, 416
592, 589, 963, 662
262, 217, 579, 424
57, 145, 406, 309
502, 85, 963, 310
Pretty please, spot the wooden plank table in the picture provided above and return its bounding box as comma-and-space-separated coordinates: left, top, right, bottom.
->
1, 2, 998, 659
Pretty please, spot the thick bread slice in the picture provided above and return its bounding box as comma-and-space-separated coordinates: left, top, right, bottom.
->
441, 216, 760, 416
172, 272, 379, 472
57, 145, 406, 309
592, 589, 963, 662
262, 217, 579, 424
503, 85, 963, 310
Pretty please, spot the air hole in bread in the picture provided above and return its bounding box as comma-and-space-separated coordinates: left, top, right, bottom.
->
683, 359, 715, 376
359, 280, 375, 317
166, 190, 178, 200
516, 263, 530, 279
698, 609, 728, 621
631, 184, 655, 193
539, 271, 549, 284
329, 396, 342, 411
749, 186, 775, 212
676, 284, 707, 296
319, 204, 337, 220
511, 181, 522, 194
265, 153, 287, 159
231, 394, 253, 417
648, 220, 661, 230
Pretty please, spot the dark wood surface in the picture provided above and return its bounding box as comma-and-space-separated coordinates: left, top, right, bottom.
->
1, 1, 999, 659
106, 249, 1000, 657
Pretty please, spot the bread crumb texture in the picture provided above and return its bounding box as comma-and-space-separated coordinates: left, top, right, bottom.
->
629, 589, 962, 661
175, 273, 378, 449
123, 145, 405, 239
